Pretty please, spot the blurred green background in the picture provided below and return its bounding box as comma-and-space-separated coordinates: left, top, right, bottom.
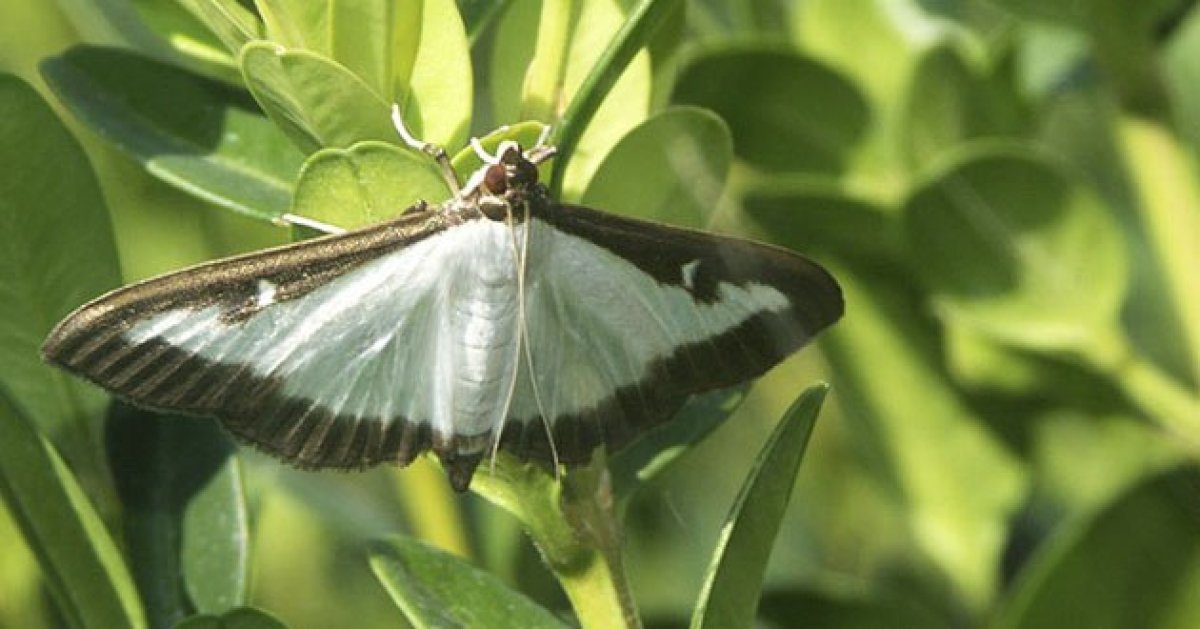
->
2, 0, 1199, 627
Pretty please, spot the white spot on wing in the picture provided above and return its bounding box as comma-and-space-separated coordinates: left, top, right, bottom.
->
681, 259, 701, 290
256, 280, 277, 307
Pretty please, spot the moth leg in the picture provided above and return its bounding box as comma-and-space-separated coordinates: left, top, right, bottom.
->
274, 213, 347, 235
390, 104, 460, 195
401, 200, 430, 216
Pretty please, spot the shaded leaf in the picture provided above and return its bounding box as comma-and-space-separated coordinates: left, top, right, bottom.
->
291, 141, 450, 230
995, 464, 1200, 629
581, 106, 731, 228
240, 42, 397, 154
0, 73, 119, 471
0, 388, 144, 629
757, 585, 947, 629
691, 384, 826, 629
901, 142, 1128, 356
174, 0, 264, 54
369, 536, 567, 628
174, 606, 289, 629
42, 46, 303, 222
107, 404, 249, 624
610, 386, 748, 500
673, 45, 869, 174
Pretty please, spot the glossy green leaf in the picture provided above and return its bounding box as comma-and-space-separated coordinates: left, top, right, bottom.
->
0, 388, 144, 629
0, 73, 119, 468
369, 536, 567, 628
901, 142, 1128, 356
255, 0, 330, 51
581, 106, 731, 227
995, 464, 1200, 629
292, 141, 450, 230
900, 44, 1028, 166
403, 0, 472, 148
610, 386, 748, 500
106, 404, 249, 624
42, 46, 304, 222
673, 46, 869, 174
328, 0, 422, 102
545, 0, 665, 198
691, 384, 827, 629
173, 0, 263, 54
240, 42, 397, 154
174, 606, 289, 629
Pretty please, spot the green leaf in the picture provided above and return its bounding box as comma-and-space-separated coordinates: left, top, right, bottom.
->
995, 464, 1200, 629
106, 404, 249, 624
457, 0, 509, 43
815, 264, 1028, 610
255, 0, 330, 51
174, 606, 289, 629
173, 0, 264, 54
900, 44, 1028, 167
757, 586, 947, 629
240, 42, 397, 154
0, 73, 119, 470
545, 0, 667, 197
448, 121, 548, 177
901, 142, 1128, 356
609, 386, 748, 501
369, 536, 567, 628
0, 388, 145, 629
581, 106, 731, 228
672, 45, 869, 174
691, 383, 827, 629
41, 46, 304, 222
292, 141, 450, 230
404, 0, 472, 148
328, 0, 422, 103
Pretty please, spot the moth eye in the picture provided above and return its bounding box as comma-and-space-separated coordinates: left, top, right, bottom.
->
483, 163, 508, 194
509, 157, 538, 187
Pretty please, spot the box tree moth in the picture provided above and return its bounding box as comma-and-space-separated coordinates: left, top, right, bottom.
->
42, 110, 843, 491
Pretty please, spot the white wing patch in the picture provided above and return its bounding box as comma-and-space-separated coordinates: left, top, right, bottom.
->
122, 217, 790, 437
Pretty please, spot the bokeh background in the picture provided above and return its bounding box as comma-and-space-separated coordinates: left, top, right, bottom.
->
2, 0, 1199, 627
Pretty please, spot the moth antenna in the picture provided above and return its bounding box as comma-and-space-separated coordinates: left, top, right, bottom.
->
514, 206, 560, 476
533, 124, 553, 150
471, 137, 497, 164
390, 104, 460, 195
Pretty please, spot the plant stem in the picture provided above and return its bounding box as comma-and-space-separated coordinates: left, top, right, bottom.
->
472, 458, 641, 628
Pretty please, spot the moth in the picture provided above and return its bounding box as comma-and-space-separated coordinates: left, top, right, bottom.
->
42, 109, 843, 491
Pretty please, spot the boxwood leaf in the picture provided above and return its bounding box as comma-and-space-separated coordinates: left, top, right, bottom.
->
0, 388, 144, 629
173, 0, 264, 54
581, 106, 731, 227
327, 0, 422, 103
994, 464, 1200, 629
690, 383, 827, 629
901, 141, 1128, 356
174, 606, 289, 629
673, 45, 869, 175
240, 42, 397, 154
403, 0, 472, 149
41, 46, 304, 222
0, 73, 119, 469
292, 140, 450, 230
369, 535, 567, 628
106, 404, 249, 624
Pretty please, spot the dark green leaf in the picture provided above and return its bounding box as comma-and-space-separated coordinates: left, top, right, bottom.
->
757, 585, 947, 629
673, 45, 869, 174
581, 106, 731, 227
240, 42, 397, 154
291, 141, 450, 230
42, 46, 303, 222
0, 73, 119, 470
106, 404, 248, 624
901, 142, 1128, 355
369, 535, 567, 628
174, 606, 289, 629
0, 387, 144, 629
690, 384, 826, 629
995, 464, 1200, 629
610, 386, 748, 500
900, 44, 1028, 166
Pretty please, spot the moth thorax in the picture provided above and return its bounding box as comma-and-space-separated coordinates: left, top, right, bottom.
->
479, 197, 514, 222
